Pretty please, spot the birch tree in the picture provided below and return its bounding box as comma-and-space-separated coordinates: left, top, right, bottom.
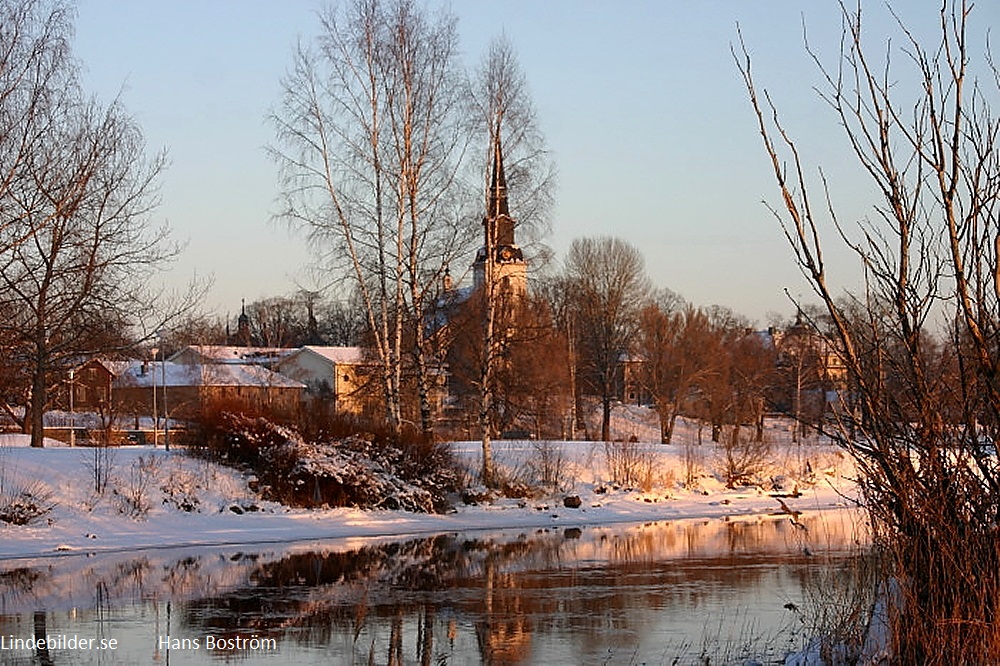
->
469, 37, 554, 485
272, 0, 473, 437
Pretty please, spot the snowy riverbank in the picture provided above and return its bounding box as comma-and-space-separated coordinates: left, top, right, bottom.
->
0, 418, 860, 561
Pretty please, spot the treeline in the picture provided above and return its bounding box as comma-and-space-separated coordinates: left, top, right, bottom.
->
172, 236, 834, 448
159, 292, 368, 350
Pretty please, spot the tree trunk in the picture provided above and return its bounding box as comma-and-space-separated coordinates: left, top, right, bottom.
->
414, 344, 434, 440
480, 426, 494, 487
480, 294, 496, 486
601, 396, 611, 442
30, 352, 46, 448
380, 359, 401, 435
663, 407, 679, 445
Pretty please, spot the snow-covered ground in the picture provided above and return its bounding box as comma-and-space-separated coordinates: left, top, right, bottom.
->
0, 409, 860, 562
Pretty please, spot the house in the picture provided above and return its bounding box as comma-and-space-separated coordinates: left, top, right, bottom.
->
772, 318, 848, 391
113, 360, 305, 420
618, 354, 651, 406
274, 346, 373, 415
70, 358, 129, 413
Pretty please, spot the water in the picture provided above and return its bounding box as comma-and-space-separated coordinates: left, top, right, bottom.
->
0, 511, 864, 665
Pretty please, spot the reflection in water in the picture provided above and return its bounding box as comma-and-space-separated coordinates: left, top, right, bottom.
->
0, 511, 864, 664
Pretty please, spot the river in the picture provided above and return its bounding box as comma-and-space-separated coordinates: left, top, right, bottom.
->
0, 510, 866, 665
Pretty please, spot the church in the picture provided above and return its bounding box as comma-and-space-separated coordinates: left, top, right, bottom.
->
472, 127, 527, 298
432, 124, 564, 438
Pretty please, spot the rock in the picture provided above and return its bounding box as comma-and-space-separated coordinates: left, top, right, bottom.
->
462, 488, 492, 505
563, 495, 582, 509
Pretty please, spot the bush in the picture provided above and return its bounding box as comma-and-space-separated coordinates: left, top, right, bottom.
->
528, 439, 568, 490
113, 455, 160, 518
188, 408, 458, 513
184, 399, 296, 468
0, 480, 55, 526
261, 436, 451, 512
604, 438, 655, 490
159, 464, 202, 513
717, 426, 771, 488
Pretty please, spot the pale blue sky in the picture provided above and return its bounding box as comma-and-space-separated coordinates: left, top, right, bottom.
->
72, 1, 991, 325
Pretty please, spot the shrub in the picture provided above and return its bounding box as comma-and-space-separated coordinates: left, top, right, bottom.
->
717, 426, 771, 488
261, 436, 453, 512
185, 399, 296, 469
113, 455, 161, 518
604, 438, 655, 490
159, 463, 202, 513
188, 408, 459, 513
0, 480, 55, 526
83, 444, 116, 495
528, 439, 567, 490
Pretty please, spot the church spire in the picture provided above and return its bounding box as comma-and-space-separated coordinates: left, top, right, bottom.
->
486, 121, 515, 247
487, 123, 510, 220
472, 116, 525, 294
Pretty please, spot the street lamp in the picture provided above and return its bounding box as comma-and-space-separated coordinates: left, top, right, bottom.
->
157, 330, 170, 451
68, 368, 75, 447
150, 346, 158, 448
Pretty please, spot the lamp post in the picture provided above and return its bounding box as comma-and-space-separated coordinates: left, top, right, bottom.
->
157, 331, 170, 451
151, 346, 158, 448
68, 368, 75, 447
162, 357, 169, 451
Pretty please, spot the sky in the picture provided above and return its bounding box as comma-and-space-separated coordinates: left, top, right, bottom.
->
71, 1, 996, 326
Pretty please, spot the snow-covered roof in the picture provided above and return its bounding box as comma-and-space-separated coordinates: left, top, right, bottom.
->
292, 346, 368, 365
168, 345, 296, 365
427, 285, 475, 334
115, 360, 305, 389
76, 358, 131, 377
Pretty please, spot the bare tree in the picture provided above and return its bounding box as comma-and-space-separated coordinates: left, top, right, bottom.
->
272, 0, 474, 437
637, 300, 736, 445
738, 1, 1000, 659
0, 0, 72, 429
565, 236, 650, 442
160, 312, 228, 352
496, 292, 571, 439
0, 0, 72, 256
298, 288, 367, 346
244, 295, 307, 348
0, 1, 181, 447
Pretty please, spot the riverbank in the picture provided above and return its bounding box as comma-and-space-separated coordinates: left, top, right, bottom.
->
0, 424, 859, 561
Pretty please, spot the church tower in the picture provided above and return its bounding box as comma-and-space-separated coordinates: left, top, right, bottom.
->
236, 299, 251, 347
473, 126, 527, 297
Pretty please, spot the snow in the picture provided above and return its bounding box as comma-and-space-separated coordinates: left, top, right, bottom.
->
0, 413, 860, 562
297, 345, 366, 364
117, 359, 305, 388
168, 345, 295, 364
